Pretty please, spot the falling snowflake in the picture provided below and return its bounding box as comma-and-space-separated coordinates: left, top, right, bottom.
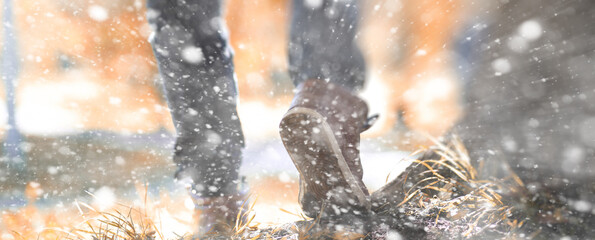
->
88, 5, 109, 22
181, 46, 204, 64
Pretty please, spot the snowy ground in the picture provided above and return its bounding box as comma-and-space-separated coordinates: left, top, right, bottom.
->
241, 138, 411, 192
0, 98, 412, 230
242, 137, 411, 224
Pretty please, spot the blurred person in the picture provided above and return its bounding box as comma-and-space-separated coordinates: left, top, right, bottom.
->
147, 0, 375, 235
453, 1, 595, 234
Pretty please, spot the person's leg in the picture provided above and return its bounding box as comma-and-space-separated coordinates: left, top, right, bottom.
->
282, 0, 372, 225
147, 0, 245, 234
289, 0, 366, 92
147, 0, 243, 198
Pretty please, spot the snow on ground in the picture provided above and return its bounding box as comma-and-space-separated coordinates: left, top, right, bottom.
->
16, 77, 98, 135
2, 77, 412, 226
242, 138, 410, 193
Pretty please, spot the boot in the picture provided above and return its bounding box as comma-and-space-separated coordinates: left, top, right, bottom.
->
189, 188, 249, 237
279, 79, 374, 220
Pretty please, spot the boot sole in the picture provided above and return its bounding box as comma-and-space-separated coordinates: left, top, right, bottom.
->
279, 107, 370, 212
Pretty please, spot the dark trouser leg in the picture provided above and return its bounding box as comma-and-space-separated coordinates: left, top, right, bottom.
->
289, 0, 366, 92
288, 0, 368, 189
285, 1, 371, 223
147, 0, 244, 197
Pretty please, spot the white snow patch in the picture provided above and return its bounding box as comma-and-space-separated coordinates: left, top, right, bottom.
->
18, 77, 99, 135
155, 208, 193, 239
181, 46, 204, 64
237, 101, 286, 140
518, 19, 543, 41
88, 5, 109, 22
360, 150, 411, 191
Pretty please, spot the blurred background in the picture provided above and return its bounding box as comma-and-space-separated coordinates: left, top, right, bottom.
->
0, 0, 594, 238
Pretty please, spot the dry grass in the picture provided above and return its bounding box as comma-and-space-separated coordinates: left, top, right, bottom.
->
67, 191, 263, 240
375, 136, 527, 238
54, 185, 184, 240
5, 137, 542, 239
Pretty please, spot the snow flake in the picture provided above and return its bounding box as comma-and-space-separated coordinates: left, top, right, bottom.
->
507, 35, 528, 52
93, 186, 116, 211
181, 46, 204, 64
115, 156, 126, 165
109, 97, 122, 105
528, 118, 540, 128
278, 172, 291, 183
312, 127, 320, 134
29, 182, 40, 188
518, 19, 543, 41
206, 130, 222, 145
48, 166, 59, 175
491, 58, 511, 75
187, 108, 198, 116
501, 136, 518, 152
305, 0, 323, 9
88, 5, 109, 22
573, 200, 592, 212
386, 230, 403, 240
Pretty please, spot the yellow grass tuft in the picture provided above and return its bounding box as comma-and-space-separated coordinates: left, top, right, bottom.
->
385, 136, 525, 238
